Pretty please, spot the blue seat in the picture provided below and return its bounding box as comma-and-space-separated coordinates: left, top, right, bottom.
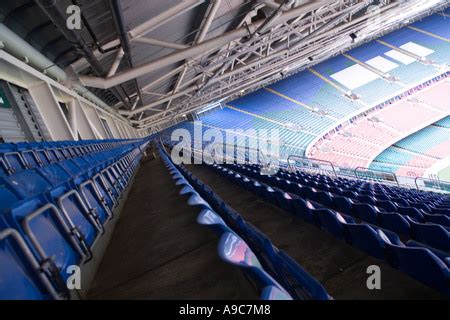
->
34, 150, 52, 166
408, 219, 450, 252
58, 160, 85, 178
357, 195, 376, 205
316, 191, 333, 207
375, 200, 397, 212
261, 186, 278, 204
272, 250, 331, 300
38, 164, 71, 186
18, 149, 42, 169
4, 197, 85, 286
380, 232, 450, 296
48, 184, 101, 250
291, 198, 315, 223
332, 196, 353, 216
406, 240, 450, 268
423, 212, 450, 228
408, 201, 431, 213
396, 206, 424, 221
432, 207, 450, 217
218, 232, 291, 298
1, 169, 52, 199
353, 203, 379, 225
0, 184, 21, 214
314, 209, 348, 239
344, 223, 386, 259
187, 193, 213, 210
73, 176, 112, 225
379, 212, 411, 235
0, 228, 57, 300
260, 285, 293, 300
391, 198, 409, 207
92, 173, 117, 208
275, 191, 293, 211
197, 209, 233, 236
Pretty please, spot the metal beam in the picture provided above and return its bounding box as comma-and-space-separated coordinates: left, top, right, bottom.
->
132, 37, 190, 50
128, 0, 207, 38
137, 0, 448, 128
107, 48, 124, 77
77, 1, 335, 89
161, 0, 223, 116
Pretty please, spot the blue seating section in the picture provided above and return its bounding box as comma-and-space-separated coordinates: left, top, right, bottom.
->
435, 116, 450, 129
196, 160, 450, 296
384, 16, 450, 65
164, 13, 447, 156
159, 147, 295, 300
396, 122, 449, 154
230, 90, 334, 133
0, 137, 151, 299
158, 144, 331, 300
370, 118, 449, 172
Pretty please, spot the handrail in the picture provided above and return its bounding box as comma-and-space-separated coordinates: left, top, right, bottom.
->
287, 155, 337, 177
212, 143, 273, 166
354, 167, 399, 186
414, 176, 450, 192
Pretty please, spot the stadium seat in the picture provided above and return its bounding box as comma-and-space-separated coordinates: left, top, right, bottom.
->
380, 230, 450, 295
0, 227, 60, 300
408, 218, 450, 252
379, 212, 411, 235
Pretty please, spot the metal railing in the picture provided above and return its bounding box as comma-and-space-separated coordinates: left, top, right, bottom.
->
287, 155, 337, 177
354, 167, 399, 187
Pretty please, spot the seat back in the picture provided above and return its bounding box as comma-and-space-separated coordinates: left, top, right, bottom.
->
397, 206, 424, 221
0, 228, 54, 300
332, 196, 353, 216
2, 169, 51, 199
38, 164, 71, 186
387, 244, 450, 295
409, 220, 450, 252
50, 185, 100, 247
0, 183, 21, 214
353, 203, 379, 225
5, 198, 83, 281
379, 212, 411, 235
291, 198, 314, 223
344, 223, 385, 259
314, 209, 345, 239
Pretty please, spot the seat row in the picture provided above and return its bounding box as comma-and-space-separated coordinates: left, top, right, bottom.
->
0, 137, 151, 299
203, 162, 450, 296
159, 144, 332, 300
0, 139, 142, 177
227, 163, 450, 252
274, 166, 449, 214
158, 145, 293, 300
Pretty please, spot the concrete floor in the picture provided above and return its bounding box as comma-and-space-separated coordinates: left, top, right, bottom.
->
185, 164, 446, 300
87, 152, 258, 299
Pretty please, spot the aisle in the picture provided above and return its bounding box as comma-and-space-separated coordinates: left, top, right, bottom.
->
88, 152, 257, 299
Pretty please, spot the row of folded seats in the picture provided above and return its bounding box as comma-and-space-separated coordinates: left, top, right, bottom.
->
158, 143, 332, 300
200, 161, 450, 297
0, 138, 151, 299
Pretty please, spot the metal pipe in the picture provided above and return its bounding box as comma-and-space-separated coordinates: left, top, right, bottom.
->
110, 0, 143, 110
127, 1, 383, 120
78, 0, 333, 89
0, 23, 115, 116
34, 0, 131, 109
132, 37, 189, 50
128, 0, 207, 38
119, 85, 200, 116
162, 0, 222, 115
195, 0, 222, 43
107, 48, 124, 77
